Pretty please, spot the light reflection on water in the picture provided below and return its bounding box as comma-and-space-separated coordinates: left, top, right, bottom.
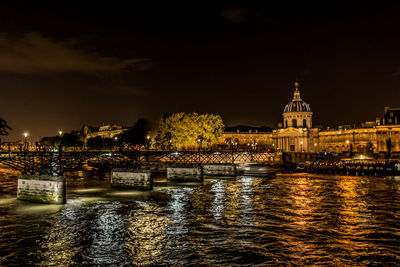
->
1, 167, 400, 265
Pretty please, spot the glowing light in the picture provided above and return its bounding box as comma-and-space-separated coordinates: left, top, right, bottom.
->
23, 132, 28, 138
146, 135, 150, 140
58, 130, 63, 136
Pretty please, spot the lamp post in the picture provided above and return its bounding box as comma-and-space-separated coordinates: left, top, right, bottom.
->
346, 139, 353, 157
146, 135, 150, 162
58, 130, 63, 152
197, 137, 203, 163
300, 140, 304, 152
23, 132, 28, 151
114, 136, 118, 152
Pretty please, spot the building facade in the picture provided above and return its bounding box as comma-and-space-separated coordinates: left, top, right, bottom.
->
220, 82, 400, 157
83, 124, 129, 140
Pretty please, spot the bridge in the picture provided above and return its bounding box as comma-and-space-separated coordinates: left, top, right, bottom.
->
0, 150, 281, 175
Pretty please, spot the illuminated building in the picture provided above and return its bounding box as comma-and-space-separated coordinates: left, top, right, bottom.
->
271, 82, 318, 152
220, 82, 400, 157
82, 124, 128, 140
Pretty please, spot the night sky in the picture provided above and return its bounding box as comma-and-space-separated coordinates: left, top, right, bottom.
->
2, 1, 400, 141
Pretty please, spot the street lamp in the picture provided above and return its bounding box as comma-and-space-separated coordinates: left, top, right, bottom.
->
23, 132, 28, 151
146, 135, 151, 152
300, 140, 303, 152
346, 139, 353, 156
58, 130, 63, 136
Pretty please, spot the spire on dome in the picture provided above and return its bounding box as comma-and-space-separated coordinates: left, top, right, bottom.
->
293, 81, 302, 100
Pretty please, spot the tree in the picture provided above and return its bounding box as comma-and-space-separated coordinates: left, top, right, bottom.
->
386, 138, 393, 159
155, 112, 224, 149
119, 118, 151, 146
40, 136, 60, 148
0, 118, 11, 142
60, 133, 83, 149
87, 136, 104, 150
103, 138, 115, 148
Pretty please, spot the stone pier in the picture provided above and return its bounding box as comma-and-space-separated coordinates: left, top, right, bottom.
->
167, 165, 203, 182
17, 174, 66, 204
111, 169, 153, 190
203, 163, 236, 176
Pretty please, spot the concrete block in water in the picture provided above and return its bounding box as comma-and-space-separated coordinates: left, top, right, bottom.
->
167, 166, 203, 182
203, 164, 236, 176
111, 169, 153, 190
17, 174, 66, 204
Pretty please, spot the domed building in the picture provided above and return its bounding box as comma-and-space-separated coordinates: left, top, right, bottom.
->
272, 82, 319, 152
220, 81, 400, 157
283, 82, 313, 129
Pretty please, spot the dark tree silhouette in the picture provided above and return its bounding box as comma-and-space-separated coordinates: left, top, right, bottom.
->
87, 136, 104, 149
61, 133, 83, 148
0, 118, 11, 142
120, 118, 151, 146
386, 138, 393, 159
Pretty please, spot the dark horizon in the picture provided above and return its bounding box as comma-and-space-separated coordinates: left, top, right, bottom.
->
2, 1, 400, 141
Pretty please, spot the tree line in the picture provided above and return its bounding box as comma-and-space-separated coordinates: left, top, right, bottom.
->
34, 112, 225, 150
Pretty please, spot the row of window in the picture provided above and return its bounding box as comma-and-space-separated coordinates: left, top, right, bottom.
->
285, 119, 308, 128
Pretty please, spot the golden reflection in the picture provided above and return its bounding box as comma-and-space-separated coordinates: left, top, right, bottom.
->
125, 202, 169, 265
272, 174, 320, 263
16, 202, 64, 214
287, 174, 317, 227
38, 205, 86, 266
70, 188, 107, 193
334, 176, 372, 246
0, 197, 17, 205
39, 222, 81, 266
106, 190, 148, 197
222, 179, 241, 225
73, 197, 107, 202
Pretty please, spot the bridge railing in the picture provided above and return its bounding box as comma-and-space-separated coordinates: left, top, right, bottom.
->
0, 150, 282, 175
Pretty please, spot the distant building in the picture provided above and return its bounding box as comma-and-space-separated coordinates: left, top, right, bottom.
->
220, 126, 273, 150
83, 124, 129, 140
381, 107, 400, 125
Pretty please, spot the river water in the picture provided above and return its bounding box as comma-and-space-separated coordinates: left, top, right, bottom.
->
1, 166, 400, 266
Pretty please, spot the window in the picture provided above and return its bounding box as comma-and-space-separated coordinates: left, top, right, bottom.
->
292, 119, 297, 127
285, 120, 288, 128
303, 119, 307, 128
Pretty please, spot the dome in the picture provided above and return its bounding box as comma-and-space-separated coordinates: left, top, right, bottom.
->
283, 82, 312, 114
283, 100, 311, 113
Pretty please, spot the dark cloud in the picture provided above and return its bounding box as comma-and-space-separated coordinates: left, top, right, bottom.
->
220, 7, 259, 23
0, 33, 150, 74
